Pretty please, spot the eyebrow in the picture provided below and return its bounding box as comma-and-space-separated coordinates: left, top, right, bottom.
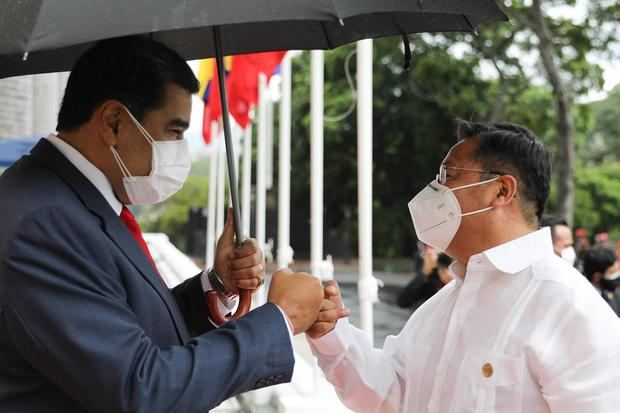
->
168, 118, 190, 130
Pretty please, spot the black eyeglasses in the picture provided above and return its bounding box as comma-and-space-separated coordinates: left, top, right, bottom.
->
437, 164, 505, 185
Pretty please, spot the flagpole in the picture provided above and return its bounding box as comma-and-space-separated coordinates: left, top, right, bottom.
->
266, 92, 274, 190
277, 53, 293, 269
205, 121, 219, 268
357, 39, 377, 344
310, 50, 324, 280
216, 128, 226, 237
256, 72, 268, 304
242, 122, 253, 238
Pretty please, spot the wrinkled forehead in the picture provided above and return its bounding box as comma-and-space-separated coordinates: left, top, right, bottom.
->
441, 136, 480, 167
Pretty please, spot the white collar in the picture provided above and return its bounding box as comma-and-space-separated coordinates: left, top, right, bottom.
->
449, 227, 554, 280
45, 134, 123, 216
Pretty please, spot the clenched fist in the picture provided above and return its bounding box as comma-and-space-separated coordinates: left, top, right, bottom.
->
267, 268, 323, 335
306, 280, 351, 339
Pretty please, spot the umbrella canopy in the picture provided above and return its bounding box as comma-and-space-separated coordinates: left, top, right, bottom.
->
0, 0, 506, 79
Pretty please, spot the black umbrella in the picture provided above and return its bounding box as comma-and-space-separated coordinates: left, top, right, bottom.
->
1, 1, 507, 78
0, 0, 507, 324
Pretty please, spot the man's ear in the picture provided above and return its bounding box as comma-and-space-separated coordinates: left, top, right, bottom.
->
491, 175, 518, 208
96, 100, 124, 146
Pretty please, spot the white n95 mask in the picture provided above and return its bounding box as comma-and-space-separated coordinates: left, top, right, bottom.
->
559, 246, 576, 266
110, 106, 191, 205
407, 178, 498, 251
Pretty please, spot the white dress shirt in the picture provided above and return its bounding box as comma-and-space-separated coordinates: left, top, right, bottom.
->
310, 228, 620, 413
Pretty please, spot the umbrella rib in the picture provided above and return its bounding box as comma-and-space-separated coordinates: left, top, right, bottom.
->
20, 0, 46, 60
401, 34, 412, 71
319, 21, 334, 50
462, 15, 479, 36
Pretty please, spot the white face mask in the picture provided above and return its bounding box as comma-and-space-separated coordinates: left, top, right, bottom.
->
110, 106, 191, 205
408, 178, 498, 251
559, 246, 576, 266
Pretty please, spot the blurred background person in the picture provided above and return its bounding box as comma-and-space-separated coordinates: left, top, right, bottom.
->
541, 215, 575, 266
583, 245, 620, 316
397, 246, 452, 309
594, 232, 611, 248
574, 227, 591, 272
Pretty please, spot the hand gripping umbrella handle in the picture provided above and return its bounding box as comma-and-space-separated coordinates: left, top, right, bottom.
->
204, 289, 253, 326
204, 26, 253, 327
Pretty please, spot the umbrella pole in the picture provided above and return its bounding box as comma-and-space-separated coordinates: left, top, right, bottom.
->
204, 26, 252, 326
213, 27, 243, 246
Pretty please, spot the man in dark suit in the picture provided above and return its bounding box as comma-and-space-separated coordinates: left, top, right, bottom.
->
0, 36, 323, 412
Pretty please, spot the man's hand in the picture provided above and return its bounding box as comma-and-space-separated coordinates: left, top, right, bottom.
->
421, 247, 438, 277
267, 268, 323, 335
306, 280, 351, 339
214, 208, 264, 293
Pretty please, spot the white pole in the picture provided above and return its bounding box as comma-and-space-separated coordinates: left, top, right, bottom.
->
242, 122, 253, 238
310, 50, 324, 280
265, 95, 274, 190
216, 127, 226, 238
357, 39, 377, 344
232, 115, 241, 205
277, 53, 293, 269
205, 121, 219, 268
255, 73, 268, 305
250, 72, 272, 409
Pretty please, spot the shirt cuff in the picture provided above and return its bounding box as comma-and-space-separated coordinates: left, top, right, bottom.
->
307, 317, 352, 357
274, 304, 295, 342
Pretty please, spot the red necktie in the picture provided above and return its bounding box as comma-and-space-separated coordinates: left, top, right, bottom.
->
120, 206, 167, 286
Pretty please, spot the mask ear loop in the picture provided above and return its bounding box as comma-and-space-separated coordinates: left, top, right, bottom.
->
120, 105, 160, 177
449, 176, 501, 192
122, 105, 156, 145
449, 177, 499, 218
110, 146, 133, 179
459, 206, 493, 217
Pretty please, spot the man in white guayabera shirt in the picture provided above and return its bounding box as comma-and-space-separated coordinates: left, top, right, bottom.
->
305, 120, 620, 413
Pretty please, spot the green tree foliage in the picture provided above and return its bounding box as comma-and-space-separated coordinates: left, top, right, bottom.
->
574, 162, 620, 240
138, 2, 619, 257
139, 175, 209, 251
286, 27, 618, 257
289, 39, 499, 258
587, 86, 620, 162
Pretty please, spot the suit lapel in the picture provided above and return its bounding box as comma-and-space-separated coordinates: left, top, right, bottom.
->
30, 139, 191, 343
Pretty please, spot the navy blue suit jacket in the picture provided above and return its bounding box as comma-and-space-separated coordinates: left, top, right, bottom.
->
0, 140, 294, 412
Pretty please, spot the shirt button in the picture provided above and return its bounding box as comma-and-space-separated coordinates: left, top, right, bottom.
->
482, 363, 493, 377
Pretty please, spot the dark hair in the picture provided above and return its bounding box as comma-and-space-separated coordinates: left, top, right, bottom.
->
57, 36, 199, 131
456, 120, 551, 228
540, 215, 569, 242
583, 246, 616, 282
437, 253, 453, 268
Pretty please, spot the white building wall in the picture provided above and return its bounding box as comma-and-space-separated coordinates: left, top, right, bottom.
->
0, 76, 34, 139
0, 73, 67, 140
